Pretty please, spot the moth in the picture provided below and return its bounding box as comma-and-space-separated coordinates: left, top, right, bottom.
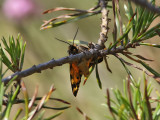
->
68, 42, 93, 96
55, 29, 96, 96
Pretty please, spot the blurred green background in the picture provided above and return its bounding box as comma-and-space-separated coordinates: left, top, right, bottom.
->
0, 0, 160, 119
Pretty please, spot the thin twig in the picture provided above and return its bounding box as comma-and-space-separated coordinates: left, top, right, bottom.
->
98, 0, 110, 46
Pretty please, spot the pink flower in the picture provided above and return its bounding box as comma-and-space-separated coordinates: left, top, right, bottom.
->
3, 0, 38, 21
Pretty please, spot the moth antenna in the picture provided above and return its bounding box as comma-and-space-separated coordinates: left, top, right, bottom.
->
55, 37, 71, 45
73, 27, 79, 45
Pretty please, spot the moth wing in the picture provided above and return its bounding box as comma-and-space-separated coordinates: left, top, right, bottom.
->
70, 62, 82, 97
78, 58, 93, 85
78, 45, 89, 52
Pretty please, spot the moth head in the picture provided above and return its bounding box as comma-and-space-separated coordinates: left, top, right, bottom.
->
55, 28, 80, 55
68, 45, 78, 55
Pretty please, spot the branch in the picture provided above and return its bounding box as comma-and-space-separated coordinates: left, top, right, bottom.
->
98, 0, 110, 46
2, 43, 139, 84
128, 0, 160, 14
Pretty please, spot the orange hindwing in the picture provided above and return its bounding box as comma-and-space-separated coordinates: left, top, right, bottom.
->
70, 62, 82, 96
69, 44, 93, 96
